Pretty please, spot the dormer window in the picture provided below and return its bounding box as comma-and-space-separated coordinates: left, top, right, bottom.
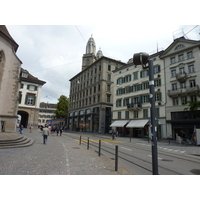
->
22, 72, 28, 78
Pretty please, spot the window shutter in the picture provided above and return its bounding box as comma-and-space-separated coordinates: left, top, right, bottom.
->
33, 96, 36, 105
158, 65, 160, 72
25, 95, 28, 105
139, 95, 142, 103
158, 79, 161, 86
19, 93, 22, 103
27, 85, 30, 89
34, 86, 38, 91
130, 86, 133, 92
159, 93, 162, 101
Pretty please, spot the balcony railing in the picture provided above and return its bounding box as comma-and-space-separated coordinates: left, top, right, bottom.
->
168, 85, 200, 97
176, 72, 187, 81
127, 103, 142, 110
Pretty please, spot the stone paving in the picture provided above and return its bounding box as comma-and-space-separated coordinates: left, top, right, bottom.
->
0, 129, 132, 175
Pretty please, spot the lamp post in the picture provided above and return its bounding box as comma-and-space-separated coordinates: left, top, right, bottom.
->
133, 52, 158, 175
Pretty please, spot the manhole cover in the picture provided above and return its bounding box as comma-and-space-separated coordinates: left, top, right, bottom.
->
73, 147, 80, 149
161, 159, 173, 162
190, 169, 200, 175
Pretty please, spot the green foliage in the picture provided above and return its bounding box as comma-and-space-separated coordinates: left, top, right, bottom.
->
184, 94, 200, 112
55, 95, 69, 118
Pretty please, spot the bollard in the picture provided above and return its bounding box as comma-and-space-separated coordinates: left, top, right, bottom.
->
79, 135, 81, 145
115, 145, 118, 171
87, 137, 89, 150
168, 137, 170, 145
130, 136, 131, 143
99, 140, 101, 157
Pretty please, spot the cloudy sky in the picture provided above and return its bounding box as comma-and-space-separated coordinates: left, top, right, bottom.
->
6, 25, 200, 104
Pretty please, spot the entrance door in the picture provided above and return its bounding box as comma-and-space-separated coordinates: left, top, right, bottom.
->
18, 111, 29, 128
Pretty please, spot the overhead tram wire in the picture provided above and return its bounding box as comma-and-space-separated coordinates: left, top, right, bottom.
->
30, 26, 87, 74
183, 25, 199, 38
29, 60, 81, 74
75, 25, 87, 43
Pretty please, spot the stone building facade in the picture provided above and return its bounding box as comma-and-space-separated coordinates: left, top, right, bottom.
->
112, 51, 167, 139
18, 68, 46, 129
38, 102, 56, 127
160, 36, 200, 139
67, 36, 125, 133
0, 25, 22, 132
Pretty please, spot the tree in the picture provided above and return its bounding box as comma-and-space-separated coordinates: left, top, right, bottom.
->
184, 94, 200, 117
184, 94, 200, 112
55, 95, 69, 118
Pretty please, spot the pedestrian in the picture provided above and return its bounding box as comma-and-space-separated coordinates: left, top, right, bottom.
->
112, 129, 116, 140
56, 127, 59, 136
40, 125, 43, 132
116, 130, 118, 137
29, 125, 33, 133
181, 130, 189, 145
42, 125, 50, 144
60, 127, 63, 136
19, 125, 23, 134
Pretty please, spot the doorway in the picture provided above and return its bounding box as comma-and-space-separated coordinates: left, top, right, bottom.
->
18, 111, 29, 128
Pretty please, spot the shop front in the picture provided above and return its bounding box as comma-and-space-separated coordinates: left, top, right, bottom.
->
110, 120, 130, 136
126, 119, 149, 137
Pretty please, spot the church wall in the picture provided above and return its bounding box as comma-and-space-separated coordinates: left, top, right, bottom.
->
0, 31, 21, 132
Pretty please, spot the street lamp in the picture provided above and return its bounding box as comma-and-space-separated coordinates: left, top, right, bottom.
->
133, 52, 159, 175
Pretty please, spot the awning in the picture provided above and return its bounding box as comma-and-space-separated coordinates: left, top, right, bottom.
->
126, 119, 149, 128
110, 120, 129, 127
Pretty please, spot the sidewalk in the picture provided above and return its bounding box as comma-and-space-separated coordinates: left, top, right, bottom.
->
0, 129, 132, 175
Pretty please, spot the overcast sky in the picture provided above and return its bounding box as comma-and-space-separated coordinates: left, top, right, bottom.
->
6, 25, 200, 104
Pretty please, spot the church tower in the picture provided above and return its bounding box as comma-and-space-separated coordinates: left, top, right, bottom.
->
82, 35, 97, 70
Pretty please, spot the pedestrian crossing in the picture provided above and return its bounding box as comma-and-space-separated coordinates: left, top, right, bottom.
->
136, 143, 186, 154
74, 138, 124, 144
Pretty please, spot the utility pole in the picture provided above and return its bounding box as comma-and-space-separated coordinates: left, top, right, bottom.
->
148, 59, 158, 175
133, 52, 159, 175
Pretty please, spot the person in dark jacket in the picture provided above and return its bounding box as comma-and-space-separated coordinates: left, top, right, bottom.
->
181, 130, 189, 145
60, 128, 63, 136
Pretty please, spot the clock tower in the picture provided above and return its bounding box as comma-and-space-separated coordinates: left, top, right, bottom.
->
82, 35, 96, 70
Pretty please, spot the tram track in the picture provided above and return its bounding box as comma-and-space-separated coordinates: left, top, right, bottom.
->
64, 133, 188, 175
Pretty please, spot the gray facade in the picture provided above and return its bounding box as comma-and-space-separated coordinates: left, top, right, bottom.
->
67, 36, 125, 133
160, 36, 200, 139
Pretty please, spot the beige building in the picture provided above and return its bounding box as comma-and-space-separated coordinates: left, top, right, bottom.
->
67, 36, 125, 133
112, 51, 167, 138
38, 102, 56, 127
160, 36, 200, 139
18, 68, 46, 129
0, 25, 22, 133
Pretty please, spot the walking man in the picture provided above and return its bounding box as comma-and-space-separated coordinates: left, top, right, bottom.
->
42, 125, 50, 144
60, 127, 63, 136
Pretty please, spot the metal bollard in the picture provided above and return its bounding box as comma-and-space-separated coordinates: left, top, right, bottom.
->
79, 135, 81, 145
99, 140, 101, 157
87, 137, 89, 150
168, 138, 170, 145
115, 145, 118, 171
